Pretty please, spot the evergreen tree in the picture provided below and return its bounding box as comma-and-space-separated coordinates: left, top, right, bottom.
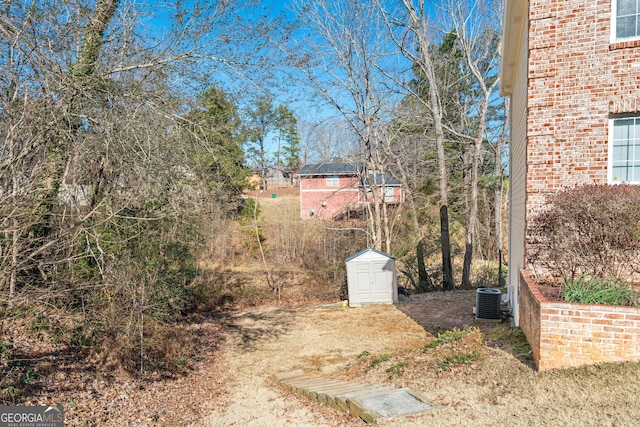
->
274, 104, 301, 171
183, 86, 250, 210
244, 96, 275, 190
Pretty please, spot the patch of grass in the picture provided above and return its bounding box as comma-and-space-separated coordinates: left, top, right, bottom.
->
356, 350, 370, 359
386, 362, 409, 378
0, 342, 9, 362
486, 325, 531, 355
421, 327, 486, 373
424, 327, 478, 350
367, 354, 390, 371
563, 277, 638, 306
436, 352, 481, 371
21, 370, 37, 385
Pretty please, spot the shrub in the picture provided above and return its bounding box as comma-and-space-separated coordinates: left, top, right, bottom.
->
237, 197, 261, 220
472, 260, 508, 288
237, 197, 264, 254
528, 184, 640, 283
563, 277, 638, 306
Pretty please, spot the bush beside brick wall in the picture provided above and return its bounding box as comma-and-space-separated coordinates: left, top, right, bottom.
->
519, 270, 640, 371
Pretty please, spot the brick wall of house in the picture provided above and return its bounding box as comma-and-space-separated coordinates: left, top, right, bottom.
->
362, 187, 404, 204
300, 175, 404, 220
519, 270, 640, 371
299, 176, 360, 219
525, 0, 640, 229
518, 270, 542, 366
527, 0, 640, 203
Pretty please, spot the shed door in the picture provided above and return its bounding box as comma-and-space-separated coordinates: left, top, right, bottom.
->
354, 262, 374, 303
353, 260, 392, 303
371, 260, 392, 302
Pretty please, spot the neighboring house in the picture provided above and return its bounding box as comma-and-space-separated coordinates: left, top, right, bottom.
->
247, 167, 299, 191
298, 163, 403, 220
501, 0, 640, 325
264, 167, 287, 188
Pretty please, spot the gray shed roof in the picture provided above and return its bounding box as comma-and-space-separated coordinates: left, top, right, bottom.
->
346, 248, 395, 262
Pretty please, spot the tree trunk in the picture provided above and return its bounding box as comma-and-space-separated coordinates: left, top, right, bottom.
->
461, 241, 473, 289
423, 44, 454, 290
461, 129, 482, 289
385, 1, 454, 289
44, 0, 121, 212
440, 205, 454, 290
417, 240, 433, 292
9, 226, 18, 308
414, 6, 454, 290
382, 200, 391, 254
494, 98, 509, 286
74, 0, 121, 77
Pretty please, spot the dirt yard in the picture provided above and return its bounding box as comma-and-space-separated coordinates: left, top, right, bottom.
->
17, 289, 640, 426
192, 189, 640, 426
16, 188, 640, 426
198, 291, 640, 426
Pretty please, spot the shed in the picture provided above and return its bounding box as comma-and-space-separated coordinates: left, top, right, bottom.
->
345, 248, 398, 307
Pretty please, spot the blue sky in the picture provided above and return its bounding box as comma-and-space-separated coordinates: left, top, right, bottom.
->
141, 0, 443, 160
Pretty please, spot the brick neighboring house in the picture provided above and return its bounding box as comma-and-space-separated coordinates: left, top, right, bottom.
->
501, 0, 640, 369
298, 163, 403, 220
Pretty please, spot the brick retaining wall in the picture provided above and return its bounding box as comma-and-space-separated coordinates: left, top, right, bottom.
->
519, 270, 640, 371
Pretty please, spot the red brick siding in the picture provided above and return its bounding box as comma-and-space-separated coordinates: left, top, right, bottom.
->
300, 176, 404, 220
525, 0, 640, 258
362, 187, 404, 204
519, 270, 640, 371
299, 176, 360, 219
518, 270, 542, 366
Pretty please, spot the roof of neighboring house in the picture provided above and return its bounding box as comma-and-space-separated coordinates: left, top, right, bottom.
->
298, 163, 360, 176
299, 163, 402, 186
363, 171, 402, 187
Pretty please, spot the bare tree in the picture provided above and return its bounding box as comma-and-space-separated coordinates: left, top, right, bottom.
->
375, 0, 455, 288
445, 0, 503, 288
297, 118, 360, 164
290, 0, 399, 252
494, 97, 509, 283
0, 0, 290, 366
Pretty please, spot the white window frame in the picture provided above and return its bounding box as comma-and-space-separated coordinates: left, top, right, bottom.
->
326, 175, 339, 186
383, 187, 395, 202
608, 116, 640, 184
611, 0, 640, 43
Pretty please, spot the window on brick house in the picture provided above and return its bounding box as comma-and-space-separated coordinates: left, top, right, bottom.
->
613, 0, 640, 40
384, 187, 394, 202
326, 175, 339, 186
610, 117, 640, 183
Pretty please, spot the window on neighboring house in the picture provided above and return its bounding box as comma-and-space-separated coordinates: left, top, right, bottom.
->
610, 116, 640, 183
384, 187, 395, 202
613, 0, 640, 40
326, 175, 339, 186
